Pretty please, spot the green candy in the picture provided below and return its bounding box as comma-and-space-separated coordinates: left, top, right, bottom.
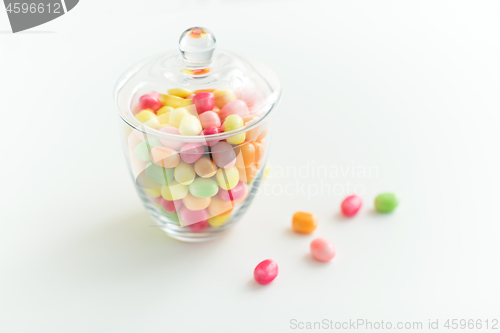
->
134, 138, 162, 162
160, 209, 179, 222
189, 177, 219, 198
145, 162, 174, 185
374, 193, 399, 213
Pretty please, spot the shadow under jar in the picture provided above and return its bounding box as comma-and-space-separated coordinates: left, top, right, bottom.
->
114, 27, 281, 242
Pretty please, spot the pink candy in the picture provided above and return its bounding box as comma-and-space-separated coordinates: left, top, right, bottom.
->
219, 100, 249, 122
211, 141, 236, 168
340, 194, 362, 217
254, 259, 278, 285
187, 220, 209, 233
219, 181, 246, 201
193, 92, 215, 114
179, 206, 209, 225
201, 126, 220, 146
310, 238, 336, 262
180, 142, 206, 163
159, 126, 184, 150
138, 93, 162, 112
161, 198, 183, 213
199, 111, 221, 129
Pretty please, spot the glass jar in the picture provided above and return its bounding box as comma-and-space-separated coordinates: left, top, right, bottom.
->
114, 27, 281, 242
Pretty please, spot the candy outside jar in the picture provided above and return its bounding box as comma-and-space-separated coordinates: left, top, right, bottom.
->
114, 27, 281, 242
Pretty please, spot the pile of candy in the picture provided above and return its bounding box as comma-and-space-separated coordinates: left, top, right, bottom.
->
127, 88, 268, 232
253, 193, 399, 285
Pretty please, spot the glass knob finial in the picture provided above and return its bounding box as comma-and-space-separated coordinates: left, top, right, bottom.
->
179, 27, 216, 66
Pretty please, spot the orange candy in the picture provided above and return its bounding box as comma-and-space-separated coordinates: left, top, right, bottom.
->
150, 146, 180, 168
256, 125, 268, 142
194, 156, 218, 178
243, 165, 257, 183
292, 211, 318, 234
240, 142, 255, 167
208, 195, 235, 216
253, 142, 264, 163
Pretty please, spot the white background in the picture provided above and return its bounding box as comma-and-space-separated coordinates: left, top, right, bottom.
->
1, 1, 500, 332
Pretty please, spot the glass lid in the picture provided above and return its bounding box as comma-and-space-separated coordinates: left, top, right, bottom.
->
114, 27, 282, 144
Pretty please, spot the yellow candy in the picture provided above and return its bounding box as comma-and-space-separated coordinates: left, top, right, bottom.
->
135, 110, 156, 123
156, 112, 170, 125
174, 161, 196, 185
216, 166, 239, 190
169, 107, 189, 128
168, 88, 193, 98
161, 180, 188, 200
157, 106, 174, 116
182, 193, 211, 211
143, 188, 161, 198
208, 212, 231, 228
161, 94, 193, 108
214, 90, 237, 108
179, 115, 202, 136
224, 114, 246, 145
144, 118, 162, 130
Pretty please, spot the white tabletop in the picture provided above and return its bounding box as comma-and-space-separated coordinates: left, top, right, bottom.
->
1, 1, 499, 332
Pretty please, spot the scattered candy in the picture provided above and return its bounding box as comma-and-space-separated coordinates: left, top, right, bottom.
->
310, 238, 336, 262
292, 211, 318, 234
341, 194, 362, 217
254, 259, 278, 285
375, 193, 399, 213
